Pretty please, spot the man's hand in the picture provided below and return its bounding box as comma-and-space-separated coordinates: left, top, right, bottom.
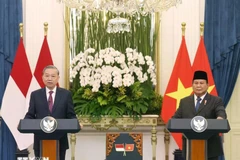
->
217, 116, 224, 119
80, 123, 83, 129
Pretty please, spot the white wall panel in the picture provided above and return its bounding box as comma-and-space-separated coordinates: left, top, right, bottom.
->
224, 75, 240, 160
23, 0, 65, 86
160, 0, 204, 94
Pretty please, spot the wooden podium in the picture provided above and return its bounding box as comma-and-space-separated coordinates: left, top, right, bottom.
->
18, 118, 80, 160
167, 118, 230, 160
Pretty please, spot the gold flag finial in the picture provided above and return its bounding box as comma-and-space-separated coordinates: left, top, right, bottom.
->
200, 22, 204, 36
44, 22, 48, 36
19, 23, 23, 38
181, 22, 186, 36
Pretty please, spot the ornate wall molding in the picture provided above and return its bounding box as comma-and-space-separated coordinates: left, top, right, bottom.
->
129, 133, 143, 156
106, 133, 120, 156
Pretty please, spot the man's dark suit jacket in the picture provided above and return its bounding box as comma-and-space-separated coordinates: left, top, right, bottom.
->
24, 87, 77, 151
173, 93, 227, 158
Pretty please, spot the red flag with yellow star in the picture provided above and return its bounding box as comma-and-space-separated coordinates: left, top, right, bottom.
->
161, 36, 193, 149
192, 36, 217, 96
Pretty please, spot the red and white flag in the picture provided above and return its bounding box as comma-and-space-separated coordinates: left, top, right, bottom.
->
34, 36, 54, 88
115, 144, 125, 152
1, 37, 34, 150
25, 35, 55, 115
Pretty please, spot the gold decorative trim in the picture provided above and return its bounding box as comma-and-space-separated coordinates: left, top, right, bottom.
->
157, 116, 164, 125
129, 133, 143, 156
106, 133, 120, 156
70, 133, 76, 160
64, 6, 70, 89
78, 115, 161, 131
164, 128, 170, 160
155, 12, 161, 94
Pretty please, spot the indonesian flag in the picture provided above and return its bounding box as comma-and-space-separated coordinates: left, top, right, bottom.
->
34, 36, 54, 88
161, 36, 193, 149
25, 35, 55, 115
115, 144, 125, 152
192, 36, 218, 96
1, 37, 34, 150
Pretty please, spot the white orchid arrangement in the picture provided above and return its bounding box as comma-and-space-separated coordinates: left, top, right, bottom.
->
70, 47, 161, 120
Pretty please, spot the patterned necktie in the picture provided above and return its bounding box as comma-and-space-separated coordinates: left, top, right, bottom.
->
48, 91, 54, 112
195, 97, 201, 111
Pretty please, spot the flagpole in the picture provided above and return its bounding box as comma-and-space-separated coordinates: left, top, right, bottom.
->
123, 143, 126, 156
44, 22, 48, 36
19, 23, 23, 38
182, 22, 186, 36
200, 22, 204, 36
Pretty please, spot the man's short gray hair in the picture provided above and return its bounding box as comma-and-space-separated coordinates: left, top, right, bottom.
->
42, 65, 59, 75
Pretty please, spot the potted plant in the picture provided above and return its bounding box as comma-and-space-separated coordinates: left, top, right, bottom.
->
70, 47, 162, 122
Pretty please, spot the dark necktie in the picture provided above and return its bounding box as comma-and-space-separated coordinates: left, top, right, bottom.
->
195, 97, 201, 111
48, 91, 54, 112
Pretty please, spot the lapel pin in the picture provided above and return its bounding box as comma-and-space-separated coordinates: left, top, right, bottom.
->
204, 100, 207, 105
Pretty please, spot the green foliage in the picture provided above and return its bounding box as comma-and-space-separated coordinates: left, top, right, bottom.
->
70, 10, 159, 57
69, 10, 162, 120
72, 81, 162, 120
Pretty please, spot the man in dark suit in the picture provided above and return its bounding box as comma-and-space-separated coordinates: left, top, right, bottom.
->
24, 65, 78, 160
173, 70, 227, 160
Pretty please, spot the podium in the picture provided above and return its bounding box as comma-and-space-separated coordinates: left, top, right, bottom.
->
167, 118, 230, 160
18, 118, 80, 160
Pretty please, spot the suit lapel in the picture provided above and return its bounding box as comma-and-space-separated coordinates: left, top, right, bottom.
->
52, 87, 61, 113
189, 95, 196, 114
41, 88, 49, 111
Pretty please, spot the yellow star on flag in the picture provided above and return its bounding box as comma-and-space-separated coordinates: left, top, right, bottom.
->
208, 85, 215, 93
166, 78, 193, 109
166, 79, 216, 109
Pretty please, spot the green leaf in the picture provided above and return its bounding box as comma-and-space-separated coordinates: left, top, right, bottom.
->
97, 96, 108, 106
117, 95, 127, 102
104, 105, 125, 118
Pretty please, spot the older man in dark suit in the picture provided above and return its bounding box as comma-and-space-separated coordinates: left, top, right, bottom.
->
24, 65, 77, 160
173, 70, 227, 160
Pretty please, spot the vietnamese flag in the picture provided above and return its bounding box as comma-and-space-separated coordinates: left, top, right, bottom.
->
125, 144, 134, 151
192, 36, 217, 96
161, 36, 193, 149
192, 35, 223, 143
